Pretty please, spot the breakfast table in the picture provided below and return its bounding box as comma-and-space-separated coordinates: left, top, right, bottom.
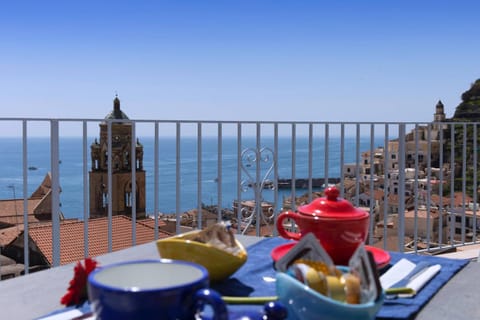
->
0, 235, 476, 320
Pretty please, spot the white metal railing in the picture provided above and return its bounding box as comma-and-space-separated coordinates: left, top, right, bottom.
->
0, 118, 479, 274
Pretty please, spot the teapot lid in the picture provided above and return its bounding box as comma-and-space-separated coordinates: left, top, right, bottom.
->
297, 186, 368, 219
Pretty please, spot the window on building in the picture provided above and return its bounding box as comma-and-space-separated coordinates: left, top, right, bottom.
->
125, 192, 132, 207
102, 193, 108, 208
125, 182, 132, 208
104, 152, 109, 167
124, 152, 130, 168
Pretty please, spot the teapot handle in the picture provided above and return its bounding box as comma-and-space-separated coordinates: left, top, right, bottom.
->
276, 211, 301, 241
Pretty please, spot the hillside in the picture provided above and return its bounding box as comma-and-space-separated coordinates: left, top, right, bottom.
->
452, 79, 480, 121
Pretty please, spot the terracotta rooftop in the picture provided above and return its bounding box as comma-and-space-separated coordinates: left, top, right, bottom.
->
0, 199, 43, 226
137, 217, 167, 229
430, 192, 473, 208
405, 208, 443, 219
0, 173, 56, 227
371, 235, 414, 252
28, 215, 172, 266
363, 189, 385, 201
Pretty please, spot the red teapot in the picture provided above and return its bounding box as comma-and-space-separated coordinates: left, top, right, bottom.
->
276, 186, 370, 265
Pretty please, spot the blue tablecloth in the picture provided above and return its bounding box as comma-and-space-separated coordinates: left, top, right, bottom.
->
213, 237, 469, 320
41, 237, 469, 320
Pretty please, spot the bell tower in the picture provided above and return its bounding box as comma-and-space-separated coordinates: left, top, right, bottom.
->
434, 100, 446, 122
89, 96, 146, 219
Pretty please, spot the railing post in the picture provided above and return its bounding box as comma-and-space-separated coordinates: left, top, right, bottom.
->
324, 124, 329, 185
131, 121, 136, 246
368, 124, 375, 245
307, 124, 313, 203
473, 124, 478, 243
197, 123, 203, 230
382, 124, 390, 249
273, 123, 279, 236
354, 124, 360, 207
175, 122, 181, 234
449, 124, 455, 247
397, 124, 406, 252
236, 124, 242, 234
82, 121, 89, 258
22, 120, 29, 273
50, 120, 61, 267
255, 123, 261, 236
154, 122, 159, 239
339, 124, 345, 199
291, 124, 297, 211
107, 121, 113, 253
217, 123, 223, 223
414, 124, 419, 252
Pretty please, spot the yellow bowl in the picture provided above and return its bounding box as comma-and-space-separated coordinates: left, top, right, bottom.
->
156, 230, 248, 282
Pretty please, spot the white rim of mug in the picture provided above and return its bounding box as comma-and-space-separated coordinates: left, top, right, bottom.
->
88, 259, 209, 292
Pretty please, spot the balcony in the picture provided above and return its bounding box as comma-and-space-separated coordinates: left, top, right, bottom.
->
1, 113, 480, 273
1, 113, 480, 319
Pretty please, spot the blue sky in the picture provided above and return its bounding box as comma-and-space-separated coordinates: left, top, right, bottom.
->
1, 0, 479, 125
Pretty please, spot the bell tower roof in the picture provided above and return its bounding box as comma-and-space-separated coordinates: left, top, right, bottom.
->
104, 95, 129, 120
436, 100, 444, 110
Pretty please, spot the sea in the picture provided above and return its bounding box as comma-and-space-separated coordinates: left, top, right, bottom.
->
0, 136, 384, 220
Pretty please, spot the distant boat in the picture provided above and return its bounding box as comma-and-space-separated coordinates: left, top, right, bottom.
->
28, 166, 38, 171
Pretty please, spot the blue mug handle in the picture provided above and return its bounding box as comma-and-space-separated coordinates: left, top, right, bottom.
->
195, 289, 288, 320
195, 289, 229, 320
263, 301, 288, 319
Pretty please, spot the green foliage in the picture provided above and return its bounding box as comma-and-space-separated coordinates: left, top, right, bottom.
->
443, 80, 480, 196
461, 79, 480, 103
453, 79, 480, 121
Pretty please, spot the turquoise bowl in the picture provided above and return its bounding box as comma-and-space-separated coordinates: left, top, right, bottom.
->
275, 271, 384, 320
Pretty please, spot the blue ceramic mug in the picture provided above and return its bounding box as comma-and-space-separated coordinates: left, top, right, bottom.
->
87, 259, 228, 320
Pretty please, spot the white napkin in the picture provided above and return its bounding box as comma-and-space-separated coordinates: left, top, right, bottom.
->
380, 258, 441, 297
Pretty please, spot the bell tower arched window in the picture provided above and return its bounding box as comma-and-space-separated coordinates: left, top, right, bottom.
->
101, 184, 108, 208
125, 182, 132, 208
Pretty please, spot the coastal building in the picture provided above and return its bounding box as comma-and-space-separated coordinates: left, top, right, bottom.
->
89, 96, 146, 219
346, 100, 448, 185
445, 199, 480, 242
401, 207, 448, 243
340, 101, 457, 250
0, 173, 63, 228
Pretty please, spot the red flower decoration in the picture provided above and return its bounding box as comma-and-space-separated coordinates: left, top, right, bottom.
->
60, 257, 99, 307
